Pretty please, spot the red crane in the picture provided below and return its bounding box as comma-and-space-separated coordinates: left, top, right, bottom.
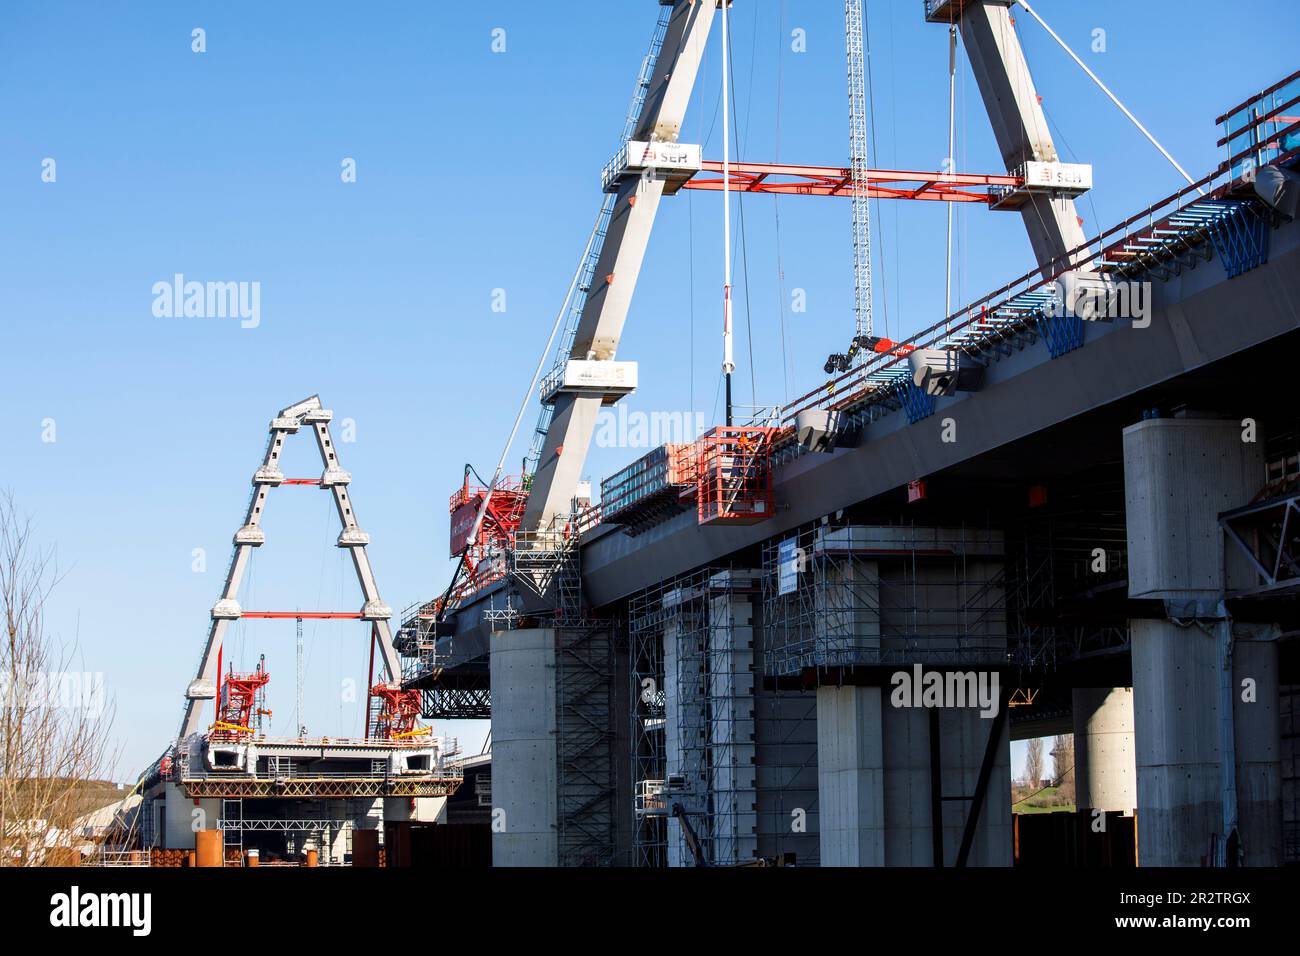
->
213, 656, 270, 740
370, 682, 425, 740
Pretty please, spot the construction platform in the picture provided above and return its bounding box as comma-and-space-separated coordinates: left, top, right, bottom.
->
172, 734, 462, 799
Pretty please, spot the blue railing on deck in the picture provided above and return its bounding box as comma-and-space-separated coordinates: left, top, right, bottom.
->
1219, 70, 1300, 180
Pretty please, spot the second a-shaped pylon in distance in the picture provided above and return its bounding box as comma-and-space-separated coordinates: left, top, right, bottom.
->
178, 394, 420, 743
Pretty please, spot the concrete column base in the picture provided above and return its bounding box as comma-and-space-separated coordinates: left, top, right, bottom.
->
816, 684, 1012, 867
1123, 415, 1279, 866
489, 628, 558, 867
816, 685, 884, 866
162, 783, 218, 850
1131, 619, 1221, 866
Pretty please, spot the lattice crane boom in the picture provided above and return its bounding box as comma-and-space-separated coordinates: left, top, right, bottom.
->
845, 0, 873, 344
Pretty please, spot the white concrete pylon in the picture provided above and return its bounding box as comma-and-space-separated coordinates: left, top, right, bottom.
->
520, 0, 719, 535
177, 394, 402, 740
941, 1, 1089, 274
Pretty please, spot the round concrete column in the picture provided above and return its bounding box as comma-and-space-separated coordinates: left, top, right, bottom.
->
489, 628, 559, 867
1123, 416, 1266, 866
1072, 687, 1136, 813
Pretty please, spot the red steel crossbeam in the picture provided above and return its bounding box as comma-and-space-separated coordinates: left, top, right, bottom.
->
681, 161, 1022, 203
281, 478, 322, 485
240, 611, 364, 619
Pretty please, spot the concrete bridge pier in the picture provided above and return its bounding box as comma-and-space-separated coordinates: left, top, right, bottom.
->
489, 628, 558, 867
1128, 619, 1222, 865
816, 685, 884, 865
812, 527, 1011, 866
1072, 687, 1136, 816
1123, 416, 1281, 865
816, 684, 1012, 866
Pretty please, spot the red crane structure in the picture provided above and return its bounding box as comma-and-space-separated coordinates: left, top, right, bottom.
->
370, 682, 425, 740
212, 657, 270, 741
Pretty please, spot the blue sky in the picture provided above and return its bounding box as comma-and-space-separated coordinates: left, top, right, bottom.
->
0, 1, 1292, 779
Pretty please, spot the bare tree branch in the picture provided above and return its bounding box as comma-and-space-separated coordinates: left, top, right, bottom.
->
1, 491, 119, 866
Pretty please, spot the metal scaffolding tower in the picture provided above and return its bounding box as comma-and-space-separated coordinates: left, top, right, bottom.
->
762, 523, 1009, 676
482, 527, 619, 865
221, 798, 243, 865
629, 566, 819, 867
629, 586, 668, 866
556, 621, 616, 866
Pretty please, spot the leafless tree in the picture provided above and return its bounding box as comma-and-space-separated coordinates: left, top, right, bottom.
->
1, 492, 118, 865
1052, 734, 1075, 804
1025, 737, 1044, 789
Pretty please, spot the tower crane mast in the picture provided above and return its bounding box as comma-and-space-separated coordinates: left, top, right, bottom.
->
845, 0, 873, 345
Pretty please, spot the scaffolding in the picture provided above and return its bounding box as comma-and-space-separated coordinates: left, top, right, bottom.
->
211, 794, 387, 865
629, 566, 818, 866
1004, 504, 1132, 668
222, 798, 243, 863
511, 530, 619, 866
628, 569, 724, 864
696, 427, 777, 526
599, 443, 695, 535
629, 582, 669, 866
751, 678, 819, 866
763, 524, 1009, 676
556, 622, 616, 866
703, 569, 759, 865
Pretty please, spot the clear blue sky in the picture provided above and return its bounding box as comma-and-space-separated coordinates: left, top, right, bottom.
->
1, 1, 1292, 778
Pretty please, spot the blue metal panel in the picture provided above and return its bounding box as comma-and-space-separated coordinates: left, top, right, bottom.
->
1038, 309, 1085, 359
1204, 201, 1270, 279
897, 379, 937, 423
